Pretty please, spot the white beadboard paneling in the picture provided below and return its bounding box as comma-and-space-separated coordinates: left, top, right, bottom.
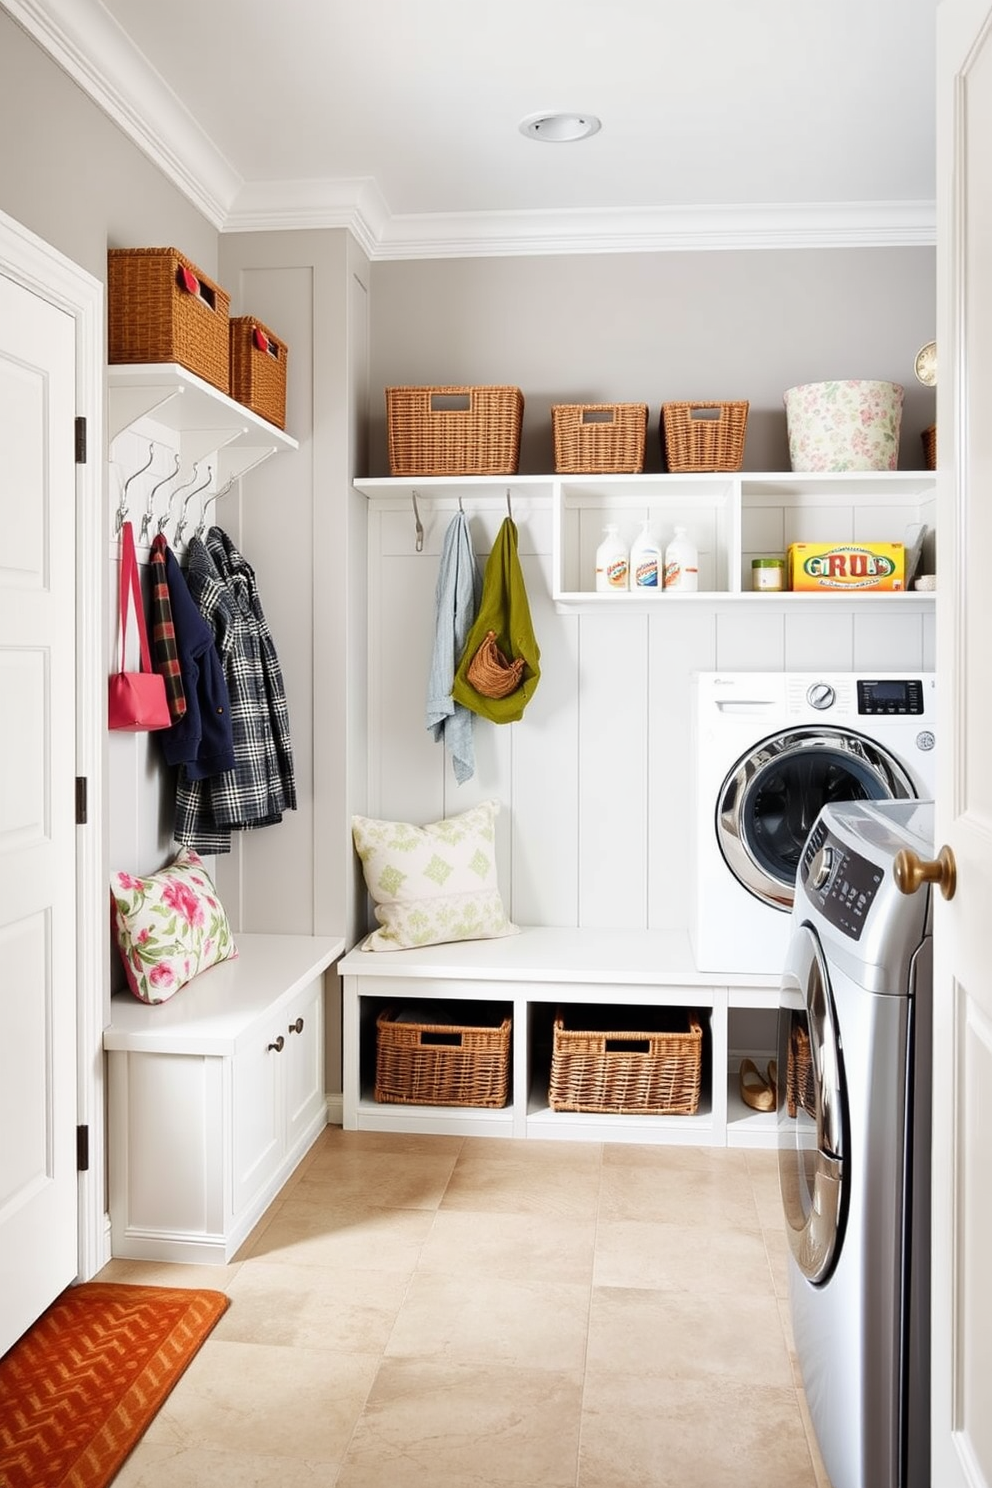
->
714, 605, 786, 670
577, 612, 649, 928
647, 609, 717, 931
368, 529, 445, 824
784, 610, 855, 670
852, 609, 927, 671
508, 552, 579, 927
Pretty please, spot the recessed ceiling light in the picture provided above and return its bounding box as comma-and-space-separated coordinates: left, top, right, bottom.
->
519, 112, 602, 143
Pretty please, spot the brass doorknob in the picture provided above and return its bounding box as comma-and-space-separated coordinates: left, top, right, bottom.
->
893, 845, 957, 901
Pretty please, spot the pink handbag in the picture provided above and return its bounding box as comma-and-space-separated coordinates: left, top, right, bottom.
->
108, 521, 171, 732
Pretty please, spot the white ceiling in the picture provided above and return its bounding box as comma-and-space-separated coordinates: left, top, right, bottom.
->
8, 0, 938, 257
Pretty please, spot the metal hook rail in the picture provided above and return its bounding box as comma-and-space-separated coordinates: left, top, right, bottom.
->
174, 465, 213, 547
194, 477, 234, 542
115, 441, 156, 535
139, 452, 181, 544
157, 462, 201, 536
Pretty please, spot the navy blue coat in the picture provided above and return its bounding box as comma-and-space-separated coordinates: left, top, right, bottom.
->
154, 537, 235, 780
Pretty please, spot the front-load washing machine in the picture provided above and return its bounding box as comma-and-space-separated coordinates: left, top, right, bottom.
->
778, 798, 933, 1488
690, 672, 936, 975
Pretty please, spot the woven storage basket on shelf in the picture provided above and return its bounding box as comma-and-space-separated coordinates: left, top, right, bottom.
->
229, 317, 289, 429
374, 1004, 511, 1108
552, 402, 648, 473
108, 247, 231, 393
662, 400, 749, 472
548, 1006, 703, 1115
922, 424, 936, 470
385, 385, 524, 476
786, 1020, 815, 1119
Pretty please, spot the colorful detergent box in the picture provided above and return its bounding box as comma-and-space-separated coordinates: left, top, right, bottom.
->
787, 542, 905, 592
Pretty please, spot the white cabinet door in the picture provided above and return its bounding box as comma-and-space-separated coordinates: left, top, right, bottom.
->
231, 1027, 283, 1217
933, 5, 992, 1486
283, 978, 325, 1154
0, 270, 78, 1354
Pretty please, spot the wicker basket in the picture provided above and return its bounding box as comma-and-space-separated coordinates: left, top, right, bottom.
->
786, 1020, 815, 1119
552, 403, 648, 473
229, 317, 289, 429
662, 400, 749, 472
922, 424, 936, 470
374, 1004, 511, 1108
385, 385, 524, 476
108, 247, 231, 393
548, 1006, 703, 1115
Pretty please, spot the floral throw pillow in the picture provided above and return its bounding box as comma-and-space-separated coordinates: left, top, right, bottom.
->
352, 799, 518, 951
111, 847, 237, 1004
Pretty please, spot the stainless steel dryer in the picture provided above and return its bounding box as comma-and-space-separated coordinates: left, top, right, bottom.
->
778, 798, 933, 1488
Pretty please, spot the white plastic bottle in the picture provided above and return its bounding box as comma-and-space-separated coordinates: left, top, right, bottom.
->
595, 524, 629, 592
629, 521, 662, 589
663, 525, 698, 591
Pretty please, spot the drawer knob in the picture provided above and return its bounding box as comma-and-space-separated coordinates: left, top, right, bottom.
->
267, 1035, 285, 1053
288, 1017, 305, 1035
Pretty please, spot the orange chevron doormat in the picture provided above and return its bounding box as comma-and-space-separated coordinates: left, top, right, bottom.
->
0, 1282, 229, 1488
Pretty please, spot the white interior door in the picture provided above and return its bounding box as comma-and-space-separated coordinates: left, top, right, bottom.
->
0, 269, 79, 1353
933, 4, 992, 1484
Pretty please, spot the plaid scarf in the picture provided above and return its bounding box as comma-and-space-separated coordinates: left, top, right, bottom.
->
149, 534, 187, 720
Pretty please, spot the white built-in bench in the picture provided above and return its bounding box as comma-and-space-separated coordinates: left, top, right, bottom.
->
339, 926, 779, 1149
104, 932, 345, 1264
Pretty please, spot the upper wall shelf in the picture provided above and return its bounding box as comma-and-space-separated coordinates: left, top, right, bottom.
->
354, 470, 938, 610
108, 363, 298, 486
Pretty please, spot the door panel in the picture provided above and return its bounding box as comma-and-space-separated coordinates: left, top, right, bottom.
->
0, 271, 78, 1354
935, 4, 992, 1484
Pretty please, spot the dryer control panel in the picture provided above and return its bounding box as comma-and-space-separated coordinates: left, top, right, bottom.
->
800, 821, 884, 940
857, 678, 925, 715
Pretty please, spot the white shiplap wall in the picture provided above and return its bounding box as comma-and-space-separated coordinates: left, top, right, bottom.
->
365, 490, 936, 939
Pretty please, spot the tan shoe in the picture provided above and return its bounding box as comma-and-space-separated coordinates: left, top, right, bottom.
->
739, 1057, 775, 1112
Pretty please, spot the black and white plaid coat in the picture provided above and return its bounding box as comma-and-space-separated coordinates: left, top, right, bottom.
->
173, 527, 297, 853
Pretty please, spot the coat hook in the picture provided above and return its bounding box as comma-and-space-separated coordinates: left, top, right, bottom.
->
506, 487, 513, 520
412, 491, 424, 553
115, 441, 156, 535
194, 476, 234, 541
175, 465, 212, 547
140, 451, 181, 543
157, 462, 200, 535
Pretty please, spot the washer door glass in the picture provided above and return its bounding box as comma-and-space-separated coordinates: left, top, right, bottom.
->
778, 925, 848, 1284
717, 726, 915, 910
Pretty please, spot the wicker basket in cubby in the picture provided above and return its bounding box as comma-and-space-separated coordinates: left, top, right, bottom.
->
662, 400, 749, 472
230, 317, 289, 429
552, 402, 648, 473
548, 1006, 703, 1115
385, 385, 524, 476
922, 424, 936, 470
108, 247, 231, 393
374, 1004, 511, 1108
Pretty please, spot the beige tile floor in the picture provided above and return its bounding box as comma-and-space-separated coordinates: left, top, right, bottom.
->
101, 1129, 833, 1488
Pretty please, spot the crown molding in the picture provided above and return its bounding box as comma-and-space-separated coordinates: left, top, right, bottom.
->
3, 0, 241, 229
224, 177, 390, 259
7, 0, 937, 259
363, 199, 937, 260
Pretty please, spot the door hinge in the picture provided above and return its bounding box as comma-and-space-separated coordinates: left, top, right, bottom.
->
75, 777, 87, 825
76, 1125, 89, 1172
74, 416, 87, 464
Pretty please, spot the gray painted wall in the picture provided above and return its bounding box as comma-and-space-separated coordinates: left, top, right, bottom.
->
368, 249, 937, 475
0, 10, 216, 282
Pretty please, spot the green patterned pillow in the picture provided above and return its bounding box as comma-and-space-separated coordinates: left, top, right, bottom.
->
352, 800, 518, 951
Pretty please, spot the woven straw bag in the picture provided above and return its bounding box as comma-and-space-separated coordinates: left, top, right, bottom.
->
466, 630, 525, 699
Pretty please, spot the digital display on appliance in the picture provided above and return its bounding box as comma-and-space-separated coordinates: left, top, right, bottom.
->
801, 825, 883, 940
857, 679, 924, 715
